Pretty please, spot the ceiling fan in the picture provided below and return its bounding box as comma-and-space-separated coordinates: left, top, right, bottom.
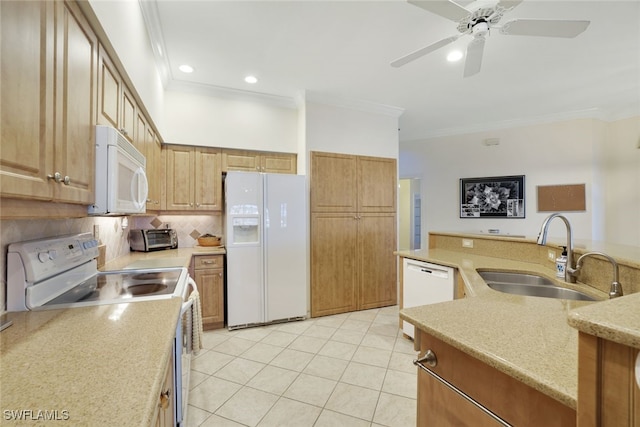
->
391, 0, 590, 77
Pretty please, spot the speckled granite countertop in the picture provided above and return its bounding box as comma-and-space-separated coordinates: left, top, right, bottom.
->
103, 246, 226, 271
0, 298, 182, 425
396, 247, 609, 409
568, 292, 640, 348
0, 248, 223, 425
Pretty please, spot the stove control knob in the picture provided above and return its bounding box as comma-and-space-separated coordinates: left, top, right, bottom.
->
37, 250, 57, 262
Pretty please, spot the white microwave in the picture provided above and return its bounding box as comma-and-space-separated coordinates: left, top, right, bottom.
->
88, 126, 148, 215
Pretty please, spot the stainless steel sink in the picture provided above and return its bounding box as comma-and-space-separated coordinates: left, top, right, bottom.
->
478, 270, 597, 301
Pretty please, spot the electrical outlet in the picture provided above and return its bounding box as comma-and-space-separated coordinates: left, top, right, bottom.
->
462, 239, 474, 248
93, 224, 100, 241
548, 249, 556, 262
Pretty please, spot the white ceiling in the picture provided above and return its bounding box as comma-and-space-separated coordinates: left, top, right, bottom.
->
143, 0, 640, 141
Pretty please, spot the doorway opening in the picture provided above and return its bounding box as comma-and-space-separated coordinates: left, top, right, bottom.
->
399, 178, 422, 250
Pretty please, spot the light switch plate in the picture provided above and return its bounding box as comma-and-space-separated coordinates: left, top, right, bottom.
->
548, 249, 556, 262
462, 239, 474, 248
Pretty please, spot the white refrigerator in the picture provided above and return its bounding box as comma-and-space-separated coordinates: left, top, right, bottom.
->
225, 171, 308, 329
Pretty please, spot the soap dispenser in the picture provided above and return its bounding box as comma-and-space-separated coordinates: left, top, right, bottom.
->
556, 246, 568, 279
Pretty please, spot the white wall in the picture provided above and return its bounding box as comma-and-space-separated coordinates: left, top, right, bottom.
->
304, 101, 400, 159
399, 117, 640, 244
602, 116, 640, 246
88, 0, 165, 134
162, 89, 298, 151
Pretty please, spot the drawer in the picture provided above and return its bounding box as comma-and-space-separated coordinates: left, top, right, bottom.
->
193, 255, 223, 270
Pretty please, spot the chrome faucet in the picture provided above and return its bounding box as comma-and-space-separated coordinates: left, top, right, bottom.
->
536, 213, 576, 283
573, 252, 624, 298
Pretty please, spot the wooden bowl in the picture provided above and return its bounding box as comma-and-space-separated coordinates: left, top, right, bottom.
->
197, 236, 221, 246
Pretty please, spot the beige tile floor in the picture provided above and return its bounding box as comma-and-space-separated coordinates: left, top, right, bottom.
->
186, 305, 418, 427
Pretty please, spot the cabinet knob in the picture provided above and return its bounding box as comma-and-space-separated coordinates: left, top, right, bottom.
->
62, 175, 71, 185
159, 389, 171, 409
47, 172, 62, 183
415, 349, 438, 368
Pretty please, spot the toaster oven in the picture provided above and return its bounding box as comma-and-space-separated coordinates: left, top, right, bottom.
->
129, 229, 178, 252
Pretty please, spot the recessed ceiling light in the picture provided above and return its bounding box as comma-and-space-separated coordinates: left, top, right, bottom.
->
447, 50, 463, 62
244, 75, 258, 84
179, 64, 194, 73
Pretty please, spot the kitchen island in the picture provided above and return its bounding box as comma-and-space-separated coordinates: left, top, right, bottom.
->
397, 232, 640, 425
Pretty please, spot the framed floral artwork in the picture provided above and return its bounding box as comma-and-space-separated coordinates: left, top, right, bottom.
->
460, 175, 525, 218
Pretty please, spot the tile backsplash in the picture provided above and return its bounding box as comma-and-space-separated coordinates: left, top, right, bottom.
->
1, 213, 222, 312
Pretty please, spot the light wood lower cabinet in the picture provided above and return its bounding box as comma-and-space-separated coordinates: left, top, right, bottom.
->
191, 255, 225, 330
311, 213, 397, 317
152, 351, 175, 427
416, 329, 576, 426
577, 332, 640, 426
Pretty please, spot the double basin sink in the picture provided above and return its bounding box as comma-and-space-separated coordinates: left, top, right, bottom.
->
478, 270, 597, 301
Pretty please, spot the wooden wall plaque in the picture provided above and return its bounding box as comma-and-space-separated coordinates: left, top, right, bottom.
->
537, 184, 586, 212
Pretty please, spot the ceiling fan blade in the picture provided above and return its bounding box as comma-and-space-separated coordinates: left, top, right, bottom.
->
408, 0, 470, 22
497, 0, 524, 10
463, 37, 485, 78
500, 19, 590, 38
391, 34, 462, 68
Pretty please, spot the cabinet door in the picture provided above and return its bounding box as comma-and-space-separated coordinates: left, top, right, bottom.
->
96, 44, 120, 128
261, 153, 297, 174
222, 149, 261, 172
195, 267, 225, 329
165, 145, 194, 210
53, 0, 97, 204
357, 156, 397, 213
418, 364, 503, 427
1, 0, 55, 201
310, 213, 358, 317
358, 213, 397, 310
195, 148, 222, 211
310, 151, 357, 212
120, 86, 136, 145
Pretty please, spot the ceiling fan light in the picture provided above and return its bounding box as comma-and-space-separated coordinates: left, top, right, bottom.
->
447, 50, 463, 62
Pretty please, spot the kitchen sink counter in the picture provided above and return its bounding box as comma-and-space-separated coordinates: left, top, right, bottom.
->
568, 291, 640, 349
396, 247, 608, 409
0, 297, 182, 425
102, 246, 226, 271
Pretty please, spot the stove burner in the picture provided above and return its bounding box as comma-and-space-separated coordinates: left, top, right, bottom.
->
131, 272, 171, 281
125, 283, 168, 296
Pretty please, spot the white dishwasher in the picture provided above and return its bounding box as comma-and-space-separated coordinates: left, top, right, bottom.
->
402, 258, 456, 339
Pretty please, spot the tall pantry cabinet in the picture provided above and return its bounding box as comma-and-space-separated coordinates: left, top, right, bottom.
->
310, 151, 398, 317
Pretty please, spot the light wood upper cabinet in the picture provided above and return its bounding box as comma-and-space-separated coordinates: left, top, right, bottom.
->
310, 152, 357, 212
357, 155, 397, 213
1, 0, 55, 201
310, 151, 397, 213
1, 0, 95, 205
96, 45, 120, 129
222, 149, 297, 174
53, 0, 97, 204
165, 145, 222, 211
121, 86, 136, 145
